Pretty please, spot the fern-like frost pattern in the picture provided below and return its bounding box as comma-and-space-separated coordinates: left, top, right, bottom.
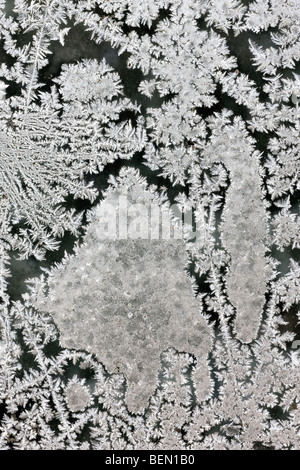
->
0, 0, 299, 450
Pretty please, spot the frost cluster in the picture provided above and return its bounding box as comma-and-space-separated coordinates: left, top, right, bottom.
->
0, 0, 299, 450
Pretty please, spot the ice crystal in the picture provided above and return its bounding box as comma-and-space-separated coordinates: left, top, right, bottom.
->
30, 170, 211, 412
64, 380, 92, 413
0, 0, 299, 451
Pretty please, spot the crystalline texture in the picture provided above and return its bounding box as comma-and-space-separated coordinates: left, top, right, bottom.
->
35, 171, 211, 412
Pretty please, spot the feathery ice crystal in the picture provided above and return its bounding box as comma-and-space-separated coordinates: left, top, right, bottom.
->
0, 0, 299, 450
30, 169, 211, 413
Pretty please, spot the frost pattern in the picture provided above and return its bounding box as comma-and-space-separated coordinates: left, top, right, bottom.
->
201, 117, 269, 342
31, 170, 211, 413
0, 0, 299, 450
